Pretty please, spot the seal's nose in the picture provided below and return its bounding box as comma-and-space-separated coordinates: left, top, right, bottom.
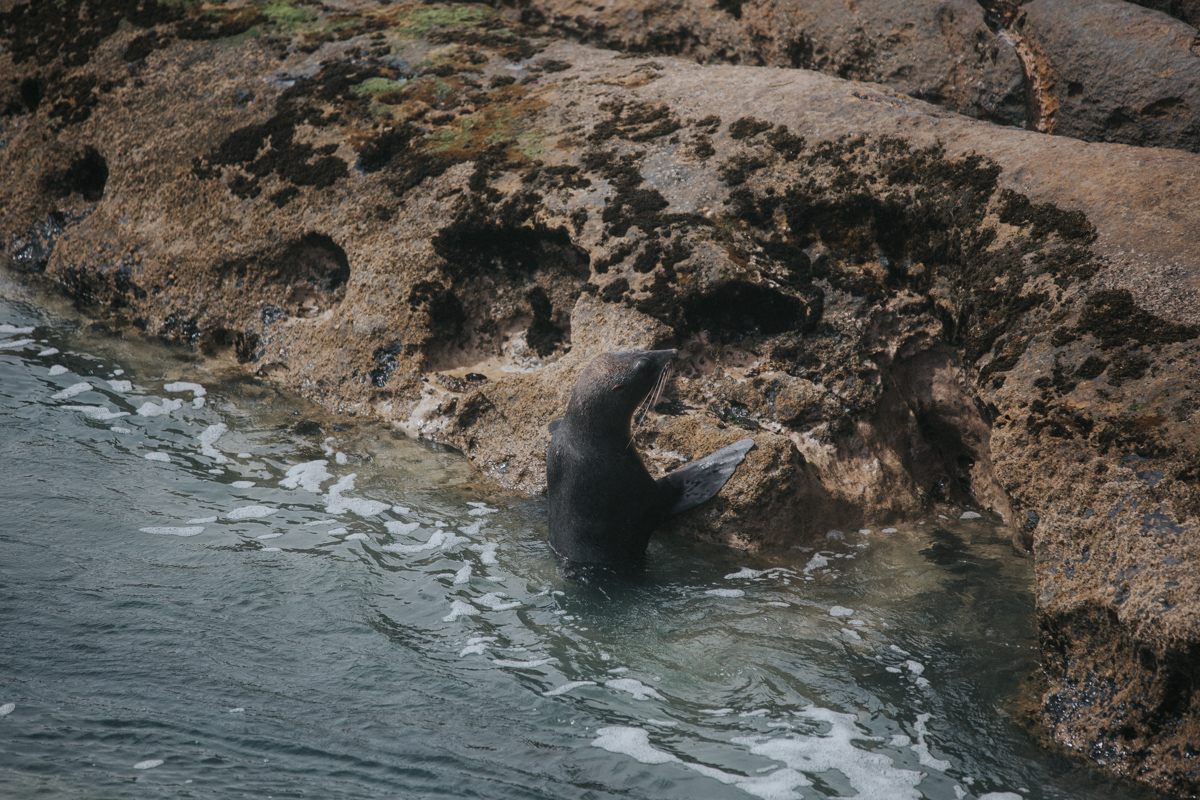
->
648, 349, 678, 367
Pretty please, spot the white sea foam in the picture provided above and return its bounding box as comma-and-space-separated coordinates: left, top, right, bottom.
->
0, 703, 14, 716
140, 526, 204, 537
0, 338, 34, 350
803, 554, 830, 574
227, 505, 275, 520
443, 600, 478, 622
905, 660, 924, 676
492, 657, 551, 668
733, 706, 924, 800
52, 382, 93, 400
468, 504, 497, 516
63, 407, 129, 424
542, 680, 596, 697
187, 517, 217, 524
39, 348, 60, 357
113, 369, 123, 375
453, 564, 472, 584
473, 542, 498, 565
281, 460, 331, 493
144, 452, 171, 462
107, 380, 133, 392
335, 451, 347, 465
829, 606, 855, 617
912, 713, 951, 771
978, 793, 1023, 800
48, 364, 68, 376
136, 398, 184, 417
706, 588, 745, 598
164, 381, 205, 397
0, 324, 34, 334
344, 533, 368, 541
325, 474, 390, 516
327, 527, 347, 535
199, 423, 229, 463
458, 636, 496, 657
605, 678, 663, 701
256, 533, 282, 540
700, 708, 733, 716
882, 527, 899, 533
476, 592, 520, 611
593, 727, 811, 800
260, 547, 282, 552
111, 426, 132, 434
960, 511, 982, 520
385, 520, 421, 536
392, 505, 411, 515
231, 481, 255, 488
133, 759, 163, 770
841, 628, 862, 640
383, 528, 463, 553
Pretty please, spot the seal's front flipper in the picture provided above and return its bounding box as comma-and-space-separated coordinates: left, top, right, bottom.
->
658, 438, 755, 515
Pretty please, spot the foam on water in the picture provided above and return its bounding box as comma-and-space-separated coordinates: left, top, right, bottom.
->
453, 564, 472, 584
62, 405, 128, 420
227, 505, 275, 520
829, 606, 855, 617
733, 706, 925, 800
605, 678, 663, 701
492, 657, 551, 668
231, 481, 255, 488
443, 600, 478, 622
144, 452, 171, 462
136, 398, 184, 417
52, 382, 93, 400
706, 588, 746, 598
0, 703, 14, 716
140, 526, 205, 537
382, 528, 461, 553
38, 347, 60, 356
0, 324, 34, 334
344, 532, 368, 541
325, 474, 390, 516
281, 460, 331, 493
48, 364, 68, 376
187, 516, 217, 524
107, 380, 133, 392
199, 423, 229, 463
911, 714, 951, 771
475, 592, 520, 611
132, 760, 163, 770
0, 338, 34, 350
542, 681, 595, 697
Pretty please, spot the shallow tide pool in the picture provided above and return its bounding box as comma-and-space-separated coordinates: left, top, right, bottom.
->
0, 275, 1163, 800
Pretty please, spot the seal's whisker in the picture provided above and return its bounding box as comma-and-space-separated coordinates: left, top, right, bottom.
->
635, 363, 672, 426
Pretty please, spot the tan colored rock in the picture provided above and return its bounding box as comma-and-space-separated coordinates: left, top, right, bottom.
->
1, 3, 1200, 794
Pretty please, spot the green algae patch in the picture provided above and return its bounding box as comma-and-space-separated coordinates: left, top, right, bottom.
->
396, 4, 497, 36
262, 2, 318, 28
356, 77, 409, 96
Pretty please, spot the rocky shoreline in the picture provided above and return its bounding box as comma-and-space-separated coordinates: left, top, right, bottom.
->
2, 1, 1198, 794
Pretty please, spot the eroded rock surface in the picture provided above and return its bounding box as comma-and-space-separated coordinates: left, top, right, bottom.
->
1, 2, 1199, 795
499, 0, 1200, 152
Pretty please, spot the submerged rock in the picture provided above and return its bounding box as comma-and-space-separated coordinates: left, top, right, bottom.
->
1, 2, 1198, 794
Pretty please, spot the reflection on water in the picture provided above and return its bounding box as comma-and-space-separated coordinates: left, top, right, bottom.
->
0, 272, 1163, 800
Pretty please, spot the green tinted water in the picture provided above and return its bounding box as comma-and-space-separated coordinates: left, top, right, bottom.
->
0, 273, 1161, 800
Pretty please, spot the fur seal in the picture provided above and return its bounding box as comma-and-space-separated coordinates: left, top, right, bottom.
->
547, 349, 755, 565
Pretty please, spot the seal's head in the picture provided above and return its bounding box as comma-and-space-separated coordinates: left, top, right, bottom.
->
564, 349, 677, 436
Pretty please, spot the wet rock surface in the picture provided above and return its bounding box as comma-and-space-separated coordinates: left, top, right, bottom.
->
1, 1, 1199, 795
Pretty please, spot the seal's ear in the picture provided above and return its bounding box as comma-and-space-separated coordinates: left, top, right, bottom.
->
548, 417, 563, 435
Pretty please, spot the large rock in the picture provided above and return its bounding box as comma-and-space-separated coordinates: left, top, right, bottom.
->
502, 0, 1200, 152
508, 0, 1028, 126
1020, 0, 1200, 152
1, 2, 1199, 794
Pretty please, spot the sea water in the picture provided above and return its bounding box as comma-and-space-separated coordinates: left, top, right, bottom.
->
0, 271, 1164, 800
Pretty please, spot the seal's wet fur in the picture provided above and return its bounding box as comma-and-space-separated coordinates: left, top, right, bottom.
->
547, 350, 754, 565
